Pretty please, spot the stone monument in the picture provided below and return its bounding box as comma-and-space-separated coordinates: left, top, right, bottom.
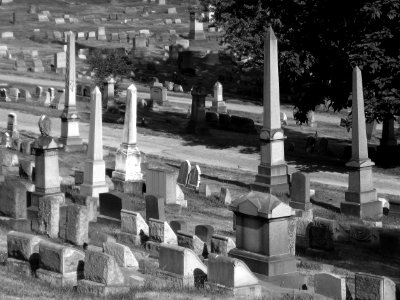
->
103, 76, 115, 108
228, 191, 296, 276
210, 81, 227, 114
251, 27, 290, 195
59, 31, 85, 152
112, 84, 144, 195
29, 115, 65, 208
340, 67, 382, 219
188, 11, 206, 40
189, 86, 207, 133
80, 87, 109, 197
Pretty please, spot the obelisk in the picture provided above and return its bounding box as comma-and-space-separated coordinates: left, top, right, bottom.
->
60, 31, 84, 151
251, 27, 290, 194
112, 84, 144, 195
80, 87, 109, 197
340, 67, 382, 219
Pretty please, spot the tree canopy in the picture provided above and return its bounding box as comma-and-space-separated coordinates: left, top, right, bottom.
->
201, 0, 400, 122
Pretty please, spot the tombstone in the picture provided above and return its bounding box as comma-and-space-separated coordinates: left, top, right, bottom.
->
148, 218, 177, 244
0, 45, 7, 57
150, 85, 167, 104
188, 11, 206, 40
7, 231, 41, 265
29, 116, 65, 210
314, 273, 346, 300
8, 88, 20, 102
355, 273, 396, 300
289, 172, 311, 211
15, 59, 27, 72
229, 191, 296, 276
112, 84, 144, 194
219, 187, 231, 205
206, 254, 261, 297
251, 28, 290, 194
174, 18, 181, 24
99, 191, 133, 220
55, 18, 65, 24
1, 32, 15, 39
158, 244, 207, 286
32, 59, 44, 73
0, 88, 10, 101
187, 165, 201, 190
340, 67, 381, 219
307, 111, 316, 127
121, 210, 149, 237
80, 87, 109, 197
133, 36, 147, 49
51, 89, 65, 110
308, 217, 335, 251
35, 86, 43, 100
211, 234, 236, 256
210, 81, 227, 113
37, 195, 60, 238
103, 241, 139, 268
65, 204, 89, 246
29, 4, 37, 14
195, 225, 214, 245
97, 26, 107, 41
167, 7, 177, 14
169, 220, 187, 234
20, 89, 32, 102
177, 160, 191, 185
54, 52, 66, 70
119, 32, 128, 43
0, 176, 34, 219
103, 76, 116, 108
145, 195, 165, 222
190, 86, 207, 130
177, 231, 204, 255
7, 112, 18, 138
53, 31, 62, 41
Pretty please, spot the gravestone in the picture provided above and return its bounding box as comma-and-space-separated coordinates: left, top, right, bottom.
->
289, 172, 311, 211
190, 86, 207, 128
211, 234, 236, 256
210, 81, 227, 113
167, 7, 177, 14
99, 191, 134, 220
148, 218, 177, 244
315, 273, 346, 300
54, 52, 66, 69
103, 241, 138, 268
145, 195, 165, 222
219, 187, 231, 205
187, 165, 201, 190
355, 273, 396, 300
146, 168, 179, 205
65, 204, 88, 246
308, 217, 335, 251
188, 11, 206, 40
97, 26, 106, 41
169, 220, 187, 234
229, 191, 296, 276
177, 231, 204, 255
15, 60, 27, 72
150, 85, 167, 104
195, 225, 214, 245
38, 195, 60, 238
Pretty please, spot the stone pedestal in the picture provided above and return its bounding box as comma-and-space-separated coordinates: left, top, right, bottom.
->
189, 86, 208, 133
251, 28, 289, 195
228, 191, 296, 277
188, 11, 206, 41
210, 101, 227, 114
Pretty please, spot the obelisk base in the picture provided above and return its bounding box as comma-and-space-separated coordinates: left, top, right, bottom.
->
60, 112, 86, 152
210, 101, 227, 114
340, 199, 382, 219
111, 177, 144, 196
251, 163, 290, 195
228, 248, 296, 277
80, 160, 109, 197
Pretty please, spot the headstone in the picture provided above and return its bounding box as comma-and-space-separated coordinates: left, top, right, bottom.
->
219, 187, 231, 205
1, 32, 15, 39
7, 231, 41, 261
145, 195, 165, 222
121, 210, 149, 235
146, 168, 179, 204
97, 26, 107, 41
190, 86, 207, 126
148, 218, 177, 244
210, 81, 227, 113
177, 231, 204, 255
206, 254, 261, 297
65, 204, 89, 246
32, 59, 44, 73
314, 273, 346, 300
37, 195, 60, 238
167, 7, 177, 14
169, 220, 187, 234
174, 18, 181, 24
103, 241, 139, 268
289, 172, 311, 210
55, 18, 65, 24
0, 176, 34, 219
251, 27, 290, 194
195, 225, 214, 245
187, 165, 201, 190
82, 250, 124, 285
355, 273, 396, 300
177, 160, 191, 185
188, 11, 206, 40
229, 191, 296, 276
54, 52, 66, 69
150, 85, 167, 104
15, 60, 27, 72
211, 234, 236, 256
308, 217, 335, 251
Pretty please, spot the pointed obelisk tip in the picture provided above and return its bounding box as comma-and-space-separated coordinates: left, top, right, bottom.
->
127, 83, 137, 92
92, 86, 101, 95
266, 26, 277, 40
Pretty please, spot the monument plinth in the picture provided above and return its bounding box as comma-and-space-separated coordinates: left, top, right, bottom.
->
251, 28, 290, 195
228, 191, 296, 277
112, 84, 144, 195
210, 81, 227, 114
340, 67, 381, 219
59, 31, 85, 152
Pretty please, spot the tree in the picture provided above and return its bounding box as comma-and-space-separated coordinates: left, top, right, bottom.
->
87, 49, 133, 94
201, 0, 400, 123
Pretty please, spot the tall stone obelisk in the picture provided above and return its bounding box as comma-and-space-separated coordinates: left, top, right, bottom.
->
340, 67, 382, 219
251, 27, 290, 194
112, 84, 144, 195
60, 31, 84, 151
80, 87, 109, 197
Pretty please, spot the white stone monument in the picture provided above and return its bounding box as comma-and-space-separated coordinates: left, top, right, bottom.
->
210, 81, 227, 113
340, 67, 382, 219
59, 31, 85, 152
251, 27, 290, 194
80, 87, 109, 197
112, 84, 144, 195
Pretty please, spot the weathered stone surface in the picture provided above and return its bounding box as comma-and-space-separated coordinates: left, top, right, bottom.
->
187, 165, 201, 190
84, 250, 124, 285
195, 224, 214, 245
211, 234, 236, 256
177, 160, 191, 185
314, 273, 346, 300
38, 195, 60, 238
169, 220, 187, 234
121, 210, 148, 235
0, 176, 34, 219
220, 187, 231, 205
19, 159, 35, 181
148, 218, 177, 244
7, 231, 41, 261
355, 273, 396, 300
39, 240, 84, 274
308, 217, 335, 251
103, 241, 139, 268
145, 195, 165, 222
65, 204, 89, 246
289, 172, 311, 211
177, 231, 204, 255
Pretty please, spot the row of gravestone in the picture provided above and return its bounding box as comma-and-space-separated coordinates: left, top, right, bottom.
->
0, 87, 65, 109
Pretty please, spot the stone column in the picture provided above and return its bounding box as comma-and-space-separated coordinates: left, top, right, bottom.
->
340, 67, 381, 219
29, 116, 65, 209
251, 27, 289, 195
103, 76, 115, 108
210, 81, 227, 113
188, 11, 206, 40
59, 31, 84, 152
112, 84, 144, 195
80, 87, 109, 197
